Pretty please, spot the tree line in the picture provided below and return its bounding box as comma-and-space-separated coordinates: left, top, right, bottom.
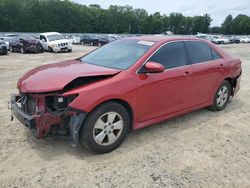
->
0, 0, 249, 35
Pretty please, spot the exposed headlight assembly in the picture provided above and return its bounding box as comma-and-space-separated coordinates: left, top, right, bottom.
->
46, 94, 78, 111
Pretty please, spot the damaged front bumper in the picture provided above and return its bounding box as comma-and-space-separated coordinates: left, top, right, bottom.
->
11, 95, 36, 129
10, 94, 86, 146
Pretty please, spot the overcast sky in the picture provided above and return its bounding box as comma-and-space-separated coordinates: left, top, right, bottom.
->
73, 0, 250, 26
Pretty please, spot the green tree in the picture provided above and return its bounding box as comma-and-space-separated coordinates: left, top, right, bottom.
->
4, 0, 250, 35
231, 15, 250, 35
222, 15, 233, 34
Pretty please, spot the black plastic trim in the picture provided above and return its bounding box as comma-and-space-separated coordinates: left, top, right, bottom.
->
11, 95, 36, 129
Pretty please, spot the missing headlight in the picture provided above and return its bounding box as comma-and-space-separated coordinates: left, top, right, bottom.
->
46, 94, 78, 111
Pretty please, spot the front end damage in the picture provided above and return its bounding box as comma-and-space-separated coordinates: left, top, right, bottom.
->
10, 92, 86, 146
9, 60, 121, 146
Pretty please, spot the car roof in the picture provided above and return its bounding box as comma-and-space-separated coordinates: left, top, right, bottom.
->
127, 35, 206, 44
40, 32, 61, 36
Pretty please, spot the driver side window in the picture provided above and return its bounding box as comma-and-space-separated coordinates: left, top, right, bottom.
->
40, 35, 47, 42
148, 41, 187, 69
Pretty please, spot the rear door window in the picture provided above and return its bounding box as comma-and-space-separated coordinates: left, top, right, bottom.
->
185, 41, 213, 64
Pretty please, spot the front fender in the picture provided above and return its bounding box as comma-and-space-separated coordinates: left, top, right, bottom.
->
64, 76, 137, 114
69, 92, 136, 113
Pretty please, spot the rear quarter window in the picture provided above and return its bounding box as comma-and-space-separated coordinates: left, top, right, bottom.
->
211, 48, 222, 60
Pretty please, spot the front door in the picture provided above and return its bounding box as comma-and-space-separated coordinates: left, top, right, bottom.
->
39, 35, 48, 50
136, 41, 193, 122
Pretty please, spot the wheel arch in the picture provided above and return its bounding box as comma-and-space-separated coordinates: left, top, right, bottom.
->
98, 99, 133, 129
224, 77, 236, 96
84, 98, 134, 130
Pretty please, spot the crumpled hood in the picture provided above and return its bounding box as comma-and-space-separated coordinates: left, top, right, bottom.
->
23, 39, 38, 44
18, 60, 121, 93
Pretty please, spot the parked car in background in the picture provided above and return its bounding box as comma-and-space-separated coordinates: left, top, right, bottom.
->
240, 36, 250, 43
196, 35, 214, 42
39, 32, 72, 53
9, 36, 44, 54
80, 34, 100, 46
3, 33, 19, 38
0, 36, 15, 50
211, 36, 230, 44
10, 36, 242, 154
68, 35, 81, 44
0, 42, 8, 55
106, 34, 121, 40
98, 35, 116, 46
228, 35, 240, 44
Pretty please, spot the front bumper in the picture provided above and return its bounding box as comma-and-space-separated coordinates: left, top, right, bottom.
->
52, 45, 72, 52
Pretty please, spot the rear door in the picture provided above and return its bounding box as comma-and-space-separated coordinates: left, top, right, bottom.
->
185, 41, 225, 105
136, 41, 193, 122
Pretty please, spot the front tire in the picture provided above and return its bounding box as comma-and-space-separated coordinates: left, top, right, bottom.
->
37, 43, 44, 53
210, 81, 231, 111
80, 102, 130, 154
2, 47, 7, 55
20, 47, 25, 54
48, 46, 53, 52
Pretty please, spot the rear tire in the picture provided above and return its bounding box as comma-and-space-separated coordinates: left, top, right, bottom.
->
80, 102, 130, 154
210, 81, 231, 111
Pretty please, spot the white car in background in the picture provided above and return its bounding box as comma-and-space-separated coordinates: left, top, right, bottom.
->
211, 36, 230, 44
39, 32, 72, 52
240, 36, 250, 43
0, 35, 18, 50
68, 35, 81, 44
0, 37, 10, 50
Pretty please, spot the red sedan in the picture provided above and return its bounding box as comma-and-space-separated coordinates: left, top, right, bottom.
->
10, 36, 242, 153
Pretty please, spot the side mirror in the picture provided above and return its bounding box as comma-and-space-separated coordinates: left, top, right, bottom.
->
143, 62, 164, 73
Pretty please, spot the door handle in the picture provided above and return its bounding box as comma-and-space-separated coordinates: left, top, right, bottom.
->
220, 63, 224, 67
184, 71, 191, 75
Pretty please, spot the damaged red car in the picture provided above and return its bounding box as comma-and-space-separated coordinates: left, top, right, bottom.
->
10, 36, 242, 153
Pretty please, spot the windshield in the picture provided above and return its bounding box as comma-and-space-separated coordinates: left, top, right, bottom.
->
47, 34, 64, 41
80, 39, 154, 70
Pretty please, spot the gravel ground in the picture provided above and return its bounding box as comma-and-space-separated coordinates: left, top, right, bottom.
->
0, 44, 249, 188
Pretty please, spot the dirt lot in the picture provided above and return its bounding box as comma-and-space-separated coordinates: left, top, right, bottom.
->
0, 44, 249, 188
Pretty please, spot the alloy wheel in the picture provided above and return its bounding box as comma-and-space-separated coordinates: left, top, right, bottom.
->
216, 85, 229, 107
93, 112, 124, 146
